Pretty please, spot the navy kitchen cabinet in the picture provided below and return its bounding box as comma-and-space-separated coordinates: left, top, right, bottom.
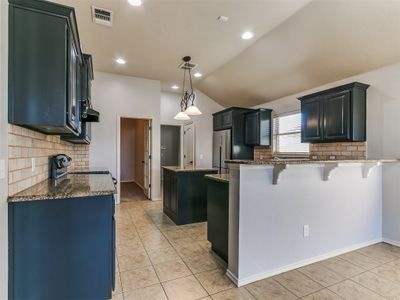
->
8, 195, 115, 300
244, 108, 272, 146
8, 0, 83, 135
206, 177, 229, 262
298, 82, 369, 143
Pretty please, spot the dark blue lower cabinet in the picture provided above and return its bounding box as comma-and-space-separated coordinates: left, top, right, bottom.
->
9, 195, 115, 300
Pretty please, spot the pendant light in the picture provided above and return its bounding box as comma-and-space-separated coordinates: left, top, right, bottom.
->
174, 56, 202, 120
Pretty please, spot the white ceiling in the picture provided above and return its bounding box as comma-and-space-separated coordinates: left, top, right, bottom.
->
53, 0, 400, 107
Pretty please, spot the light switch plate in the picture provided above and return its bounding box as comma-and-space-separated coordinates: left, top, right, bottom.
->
0, 159, 5, 179
31, 158, 36, 172
303, 225, 310, 237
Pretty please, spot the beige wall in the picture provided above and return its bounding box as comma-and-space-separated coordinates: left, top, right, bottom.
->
8, 124, 89, 196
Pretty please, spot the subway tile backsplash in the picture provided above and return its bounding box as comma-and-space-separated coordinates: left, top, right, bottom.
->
8, 124, 89, 196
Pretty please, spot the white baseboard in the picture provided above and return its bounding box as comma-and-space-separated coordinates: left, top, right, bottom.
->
383, 238, 400, 247
231, 238, 382, 287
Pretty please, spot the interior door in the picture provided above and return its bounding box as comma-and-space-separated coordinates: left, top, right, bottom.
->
143, 120, 151, 199
161, 125, 180, 180
183, 122, 195, 167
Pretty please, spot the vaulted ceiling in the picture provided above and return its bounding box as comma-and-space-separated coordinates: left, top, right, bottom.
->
52, 0, 400, 107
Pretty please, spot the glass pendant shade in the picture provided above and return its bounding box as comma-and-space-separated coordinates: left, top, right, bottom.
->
185, 105, 202, 116
174, 111, 191, 121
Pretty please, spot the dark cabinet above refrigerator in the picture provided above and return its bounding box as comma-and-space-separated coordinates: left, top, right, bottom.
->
298, 82, 369, 143
244, 109, 272, 146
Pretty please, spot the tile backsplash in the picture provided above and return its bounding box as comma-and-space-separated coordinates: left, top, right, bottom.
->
254, 146, 273, 161
8, 124, 89, 196
309, 142, 367, 160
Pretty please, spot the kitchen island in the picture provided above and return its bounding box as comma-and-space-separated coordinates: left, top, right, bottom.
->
8, 172, 117, 300
162, 166, 217, 225
225, 159, 398, 287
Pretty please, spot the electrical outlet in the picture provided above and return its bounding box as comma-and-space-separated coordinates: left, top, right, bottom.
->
199, 154, 204, 160
31, 158, 36, 172
303, 225, 310, 237
0, 159, 5, 179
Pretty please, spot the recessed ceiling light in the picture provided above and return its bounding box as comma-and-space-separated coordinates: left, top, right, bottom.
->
128, 0, 142, 6
116, 58, 126, 65
171, 85, 179, 90
241, 31, 254, 40
193, 72, 202, 78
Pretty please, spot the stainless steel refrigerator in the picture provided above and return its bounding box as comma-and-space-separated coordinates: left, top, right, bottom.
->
213, 129, 231, 174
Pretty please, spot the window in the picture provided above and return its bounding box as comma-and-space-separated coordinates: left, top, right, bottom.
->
273, 112, 309, 155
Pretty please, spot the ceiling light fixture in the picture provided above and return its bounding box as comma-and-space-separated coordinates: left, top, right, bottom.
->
127, 0, 142, 6
193, 72, 202, 78
174, 56, 202, 121
171, 85, 179, 90
241, 31, 254, 40
116, 58, 126, 65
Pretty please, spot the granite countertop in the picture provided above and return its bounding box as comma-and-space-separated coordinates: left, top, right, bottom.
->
163, 166, 218, 173
69, 167, 111, 174
8, 173, 117, 203
205, 173, 230, 183
225, 159, 399, 165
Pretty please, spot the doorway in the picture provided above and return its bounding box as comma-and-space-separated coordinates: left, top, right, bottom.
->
160, 125, 181, 178
120, 117, 152, 202
183, 122, 195, 167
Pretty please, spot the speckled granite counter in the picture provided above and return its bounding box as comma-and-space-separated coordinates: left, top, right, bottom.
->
205, 173, 230, 183
226, 159, 398, 165
163, 166, 217, 172
8, 173, 117, 203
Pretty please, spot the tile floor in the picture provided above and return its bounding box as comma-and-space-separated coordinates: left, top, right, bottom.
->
112, 200, 400, 300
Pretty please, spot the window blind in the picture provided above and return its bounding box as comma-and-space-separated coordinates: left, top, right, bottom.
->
273, 112, 309, 154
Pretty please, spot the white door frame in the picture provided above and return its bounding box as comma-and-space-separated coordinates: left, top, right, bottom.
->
116, 115, 153, 204
183, 121, 196, 167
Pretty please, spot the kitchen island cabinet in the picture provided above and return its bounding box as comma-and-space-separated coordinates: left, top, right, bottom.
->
163, 166, 217, 225
206, 174, 229, 262
8, 173, 116, 300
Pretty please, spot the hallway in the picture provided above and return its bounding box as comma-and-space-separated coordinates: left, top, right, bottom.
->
121, 182, 148, 202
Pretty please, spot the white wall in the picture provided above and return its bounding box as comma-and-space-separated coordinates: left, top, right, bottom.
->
160, 91, 223, 168
90, 72, 162, 200
254, 63, 400, 244
0, 1, 8, 298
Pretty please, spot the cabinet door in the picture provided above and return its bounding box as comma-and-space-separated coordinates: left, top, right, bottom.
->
323, 90, 350, 141
213, 114, 222, 131
221, 111, 233, 129
163, 171, 171, 210
170, 175, 177, 214
301, 97, 323, 142
245, 112, 260, 145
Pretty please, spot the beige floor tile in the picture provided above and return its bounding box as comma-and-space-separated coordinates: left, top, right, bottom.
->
114, 271, 123, 295
111, 292, 124, 300
175, 243, 208, 258
245, 278, 296, 300
352, 271, 400, 299
298, 263, 346, 287
198, 240, 212, 252
357, 245, 398, 264
147, 247, 180, 265
117, 241, 145, 257
183, 253, 221, 274
339, 251, 381, 270
320, 257, 365, 278
328, 279, 385, 300
273, 270, 323, 297
366, 243, 400, 258
301, 289, 342, 300
370, 260, 400, 285
162, 275, 208, 300
195, 268, 235, 295
118, 251, 152, 272
124, 284, 167, 300
211, 287, 255, 300
154, 259, 192, 282
120, 265, 159, 292
141, 232, 171, 251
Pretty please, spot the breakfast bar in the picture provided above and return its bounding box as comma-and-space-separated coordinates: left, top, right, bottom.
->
225, 159, 399, 287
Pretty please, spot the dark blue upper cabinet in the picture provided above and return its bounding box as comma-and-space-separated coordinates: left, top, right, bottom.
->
298, 82, 369, 143
244, 109, 272, 146
8, 0, 83, 135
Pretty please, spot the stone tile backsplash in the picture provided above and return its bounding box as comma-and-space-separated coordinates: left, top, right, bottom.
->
309, 142, 367, 160
254, 146, 273, 161
8, 124, 89, 196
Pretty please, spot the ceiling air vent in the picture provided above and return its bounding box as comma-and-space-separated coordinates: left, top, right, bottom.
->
92, 6, 113, 27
